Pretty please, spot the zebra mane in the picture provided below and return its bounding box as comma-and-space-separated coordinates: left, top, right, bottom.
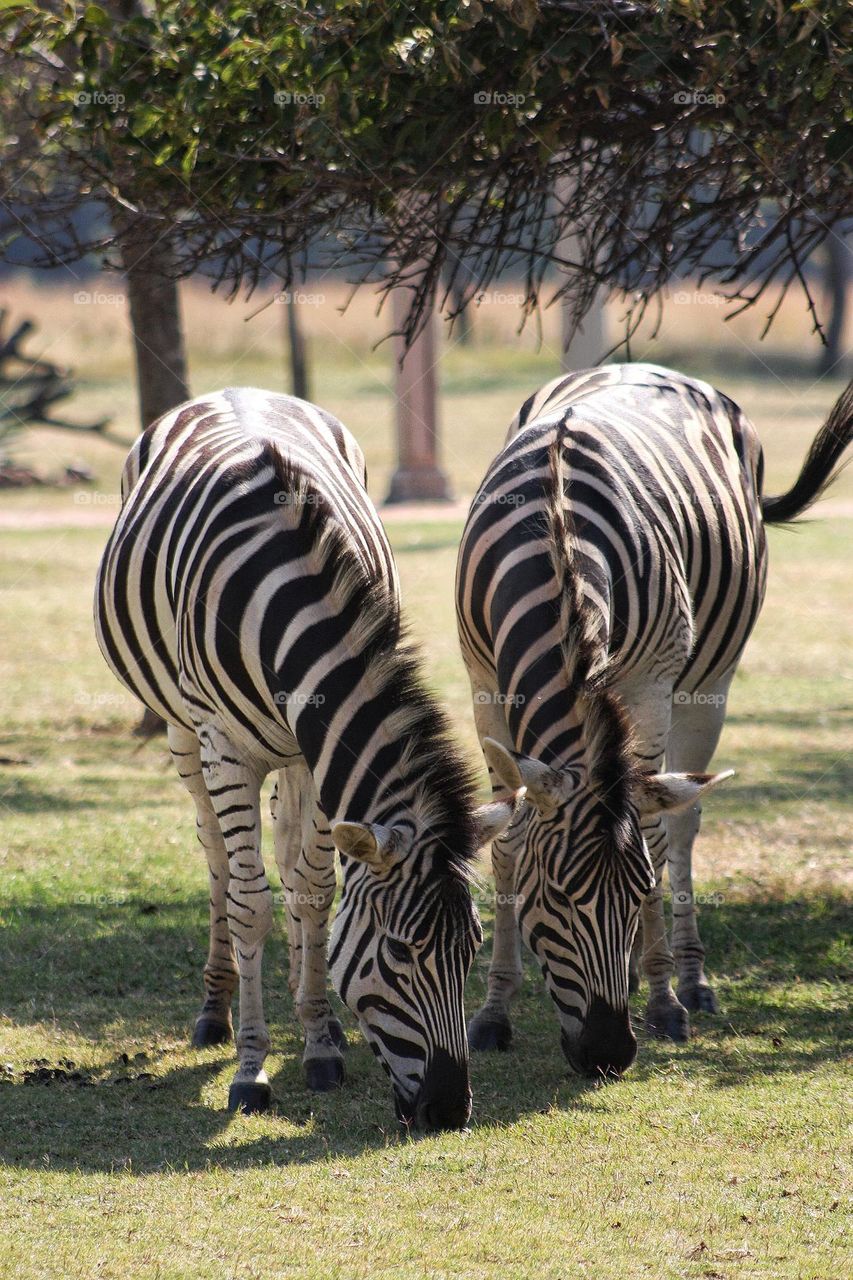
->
544, 420, 640, 838
262, 443, 479, 885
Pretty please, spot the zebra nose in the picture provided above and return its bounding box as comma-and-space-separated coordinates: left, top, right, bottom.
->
569, 996, 637, 1079
414, 1048, 472, 1130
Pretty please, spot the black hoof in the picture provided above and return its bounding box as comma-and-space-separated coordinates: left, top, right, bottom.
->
646, 1001, 690, 1043
227, 1080, 272, 1114
678, 983, 719, 1014
305, 1056, 345, 1092
192, 1017, 232, 1048
327, 1018, 348, 1051
468, 1014, 512, 1052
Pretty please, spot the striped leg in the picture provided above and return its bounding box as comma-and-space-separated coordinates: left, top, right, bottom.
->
468, 823, 526, 1051
667, 676, 732, 1013
269, 773, 303, 1001
628, 916, 643, 995
622, 688, 691, 1042
197, 725, 273, 1113
468, 686, 524, 1051
272, 763, 345, 1090
168, 725, 238, 1047
639, 814, 689, 1041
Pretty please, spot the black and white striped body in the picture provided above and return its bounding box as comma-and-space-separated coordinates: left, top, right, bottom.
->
96, 388, 517, 1124
457, 362, 842, 1069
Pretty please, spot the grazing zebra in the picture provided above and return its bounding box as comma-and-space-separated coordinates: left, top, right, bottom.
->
456, 363, 852, 1074
95, 388, 520, 1126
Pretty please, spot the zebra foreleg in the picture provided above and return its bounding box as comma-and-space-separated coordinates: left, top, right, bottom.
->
666, 802, 717, 1012
270, 771, 303, 1002
623, 691, 692, 1042
628, 917, 643, 995
198, 727, 273, 1114
640, 818, 690, 1043
468, 689, 525, 1051
273, 764, 344, 1091
168, 726, 238, 1048
468, 826, 525, 1051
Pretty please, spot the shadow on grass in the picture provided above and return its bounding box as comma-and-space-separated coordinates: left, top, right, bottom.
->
0, 771, 172, 815
0, 893, 849, 1172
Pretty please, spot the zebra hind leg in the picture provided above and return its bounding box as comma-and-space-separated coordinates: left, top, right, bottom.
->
168, 726, 238, 1048
198, 726, 274, 1114
273, 764, 345, 1092
667, 677, 732, 1015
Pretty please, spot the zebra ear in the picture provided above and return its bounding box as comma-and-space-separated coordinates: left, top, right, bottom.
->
331, 821, 406, 874
633, 769, 735, 817
483, 738, 572, 817
472, 788, 527, 849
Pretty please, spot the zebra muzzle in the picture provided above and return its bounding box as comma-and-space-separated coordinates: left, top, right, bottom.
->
561, 997, 637, 1079
396, 1048, 472, 1131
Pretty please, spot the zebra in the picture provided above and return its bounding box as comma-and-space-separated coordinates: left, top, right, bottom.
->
95, 387, 521, 1126
456, 363, 852, 1075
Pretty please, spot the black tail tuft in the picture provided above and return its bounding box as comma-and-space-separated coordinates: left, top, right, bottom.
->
762, 380, 853, 524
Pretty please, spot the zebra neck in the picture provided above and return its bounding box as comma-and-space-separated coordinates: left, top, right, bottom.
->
295, 682, 476, 859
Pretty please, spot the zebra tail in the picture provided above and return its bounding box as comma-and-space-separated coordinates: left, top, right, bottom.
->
761, 378, 853, 524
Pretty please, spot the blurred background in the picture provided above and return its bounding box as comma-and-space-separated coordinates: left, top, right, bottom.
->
1, 263, 850, 512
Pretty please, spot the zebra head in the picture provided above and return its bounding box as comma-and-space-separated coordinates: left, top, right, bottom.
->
483, 738, 731, 1078
329, 796, 523, 1129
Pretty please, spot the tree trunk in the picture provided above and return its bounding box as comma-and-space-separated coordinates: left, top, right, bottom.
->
820, 233, 850, 375
385, 273, 451, 503
286, 296, 309, 400
120, 218, 189, 738
121, 222, 190, 430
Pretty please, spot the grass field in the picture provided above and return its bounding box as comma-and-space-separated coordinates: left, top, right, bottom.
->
0, 281, 851, 1278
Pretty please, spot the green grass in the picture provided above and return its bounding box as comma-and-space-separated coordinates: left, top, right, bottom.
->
1, 356, 852, 1277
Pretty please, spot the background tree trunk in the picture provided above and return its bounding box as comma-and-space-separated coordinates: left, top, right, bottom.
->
286, 297, 309, 400
819, 233, 850, 375
385, 270, 451, 503
121, 223, 190, 431
120, 219, 190, 737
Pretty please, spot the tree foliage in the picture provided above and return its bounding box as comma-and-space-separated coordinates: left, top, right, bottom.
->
2, 0, 851, 345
